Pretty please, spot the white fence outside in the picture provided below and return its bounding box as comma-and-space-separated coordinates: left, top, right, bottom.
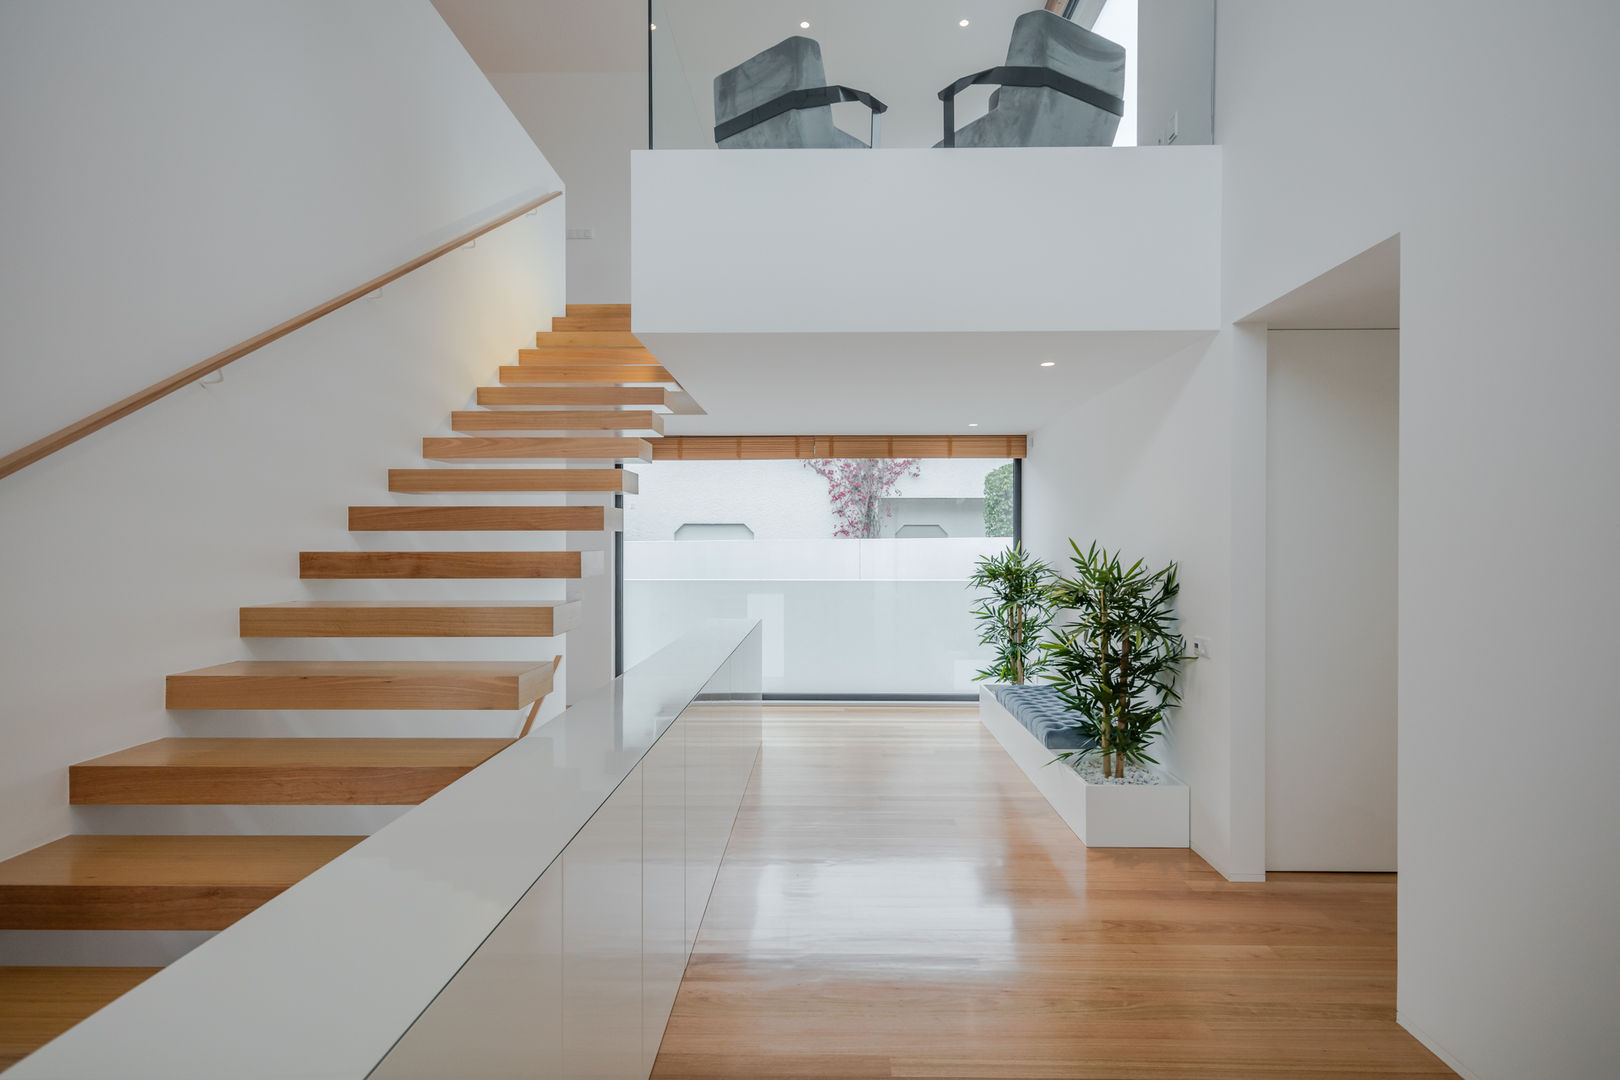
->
624, 538, 1006, 695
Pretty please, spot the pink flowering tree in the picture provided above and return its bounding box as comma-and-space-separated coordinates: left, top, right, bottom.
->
802, 458, 921, 537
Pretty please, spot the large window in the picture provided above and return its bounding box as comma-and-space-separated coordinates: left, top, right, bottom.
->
623, 458, 1017, 697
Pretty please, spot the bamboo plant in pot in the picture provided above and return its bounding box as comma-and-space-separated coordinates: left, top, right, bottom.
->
1042, 541, 1189, 779
968, 544, 1057, 685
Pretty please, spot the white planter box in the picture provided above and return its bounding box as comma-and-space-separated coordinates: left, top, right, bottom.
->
979, 685, 1189, 848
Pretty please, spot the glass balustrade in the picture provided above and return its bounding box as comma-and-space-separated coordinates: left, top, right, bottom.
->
650, 0, 1212, 151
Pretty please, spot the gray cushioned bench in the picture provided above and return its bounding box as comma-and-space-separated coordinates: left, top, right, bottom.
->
992, 684, 1098, 751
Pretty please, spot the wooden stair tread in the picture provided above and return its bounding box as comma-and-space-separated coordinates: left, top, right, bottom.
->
423, 436, 653, 461
451, 409, 662, 434
497, 364, 674, 385
565, 303, 630, 318
71, 738, 511, 805
166, 659, 558, 710
551, 315, 630, 332
476, 386, 668, 408
388, 468, 637, 493
347, 505, 622, 531
531, 331, 641, 348
517, 347, 659, 364
240, 600, 582, 638
0, 835, 362, 930
0, 966, 161, 1069
299, 550, 604, 579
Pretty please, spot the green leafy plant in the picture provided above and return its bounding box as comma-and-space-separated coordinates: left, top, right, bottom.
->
1041, 541, 1188, 778
968, 544, 1056, 684
982, 463, 1014, 537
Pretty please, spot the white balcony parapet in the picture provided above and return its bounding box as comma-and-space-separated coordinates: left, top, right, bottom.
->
632, 146, 1221, 334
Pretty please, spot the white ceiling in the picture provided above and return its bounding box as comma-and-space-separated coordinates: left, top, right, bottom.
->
431, 0, 648, 73
643, 330, 1206, 435
1245, 235, 1401, 329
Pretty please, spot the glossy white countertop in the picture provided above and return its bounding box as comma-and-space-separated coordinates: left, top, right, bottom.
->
4, 619, 760, 1080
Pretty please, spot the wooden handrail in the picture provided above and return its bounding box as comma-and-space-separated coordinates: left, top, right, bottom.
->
0, 189, 563, 482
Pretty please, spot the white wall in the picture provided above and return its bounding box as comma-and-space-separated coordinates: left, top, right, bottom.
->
1265, 330, 1398, 872
1023, 332, 1266, 880
1218, 3, 1620, 1076
0, 1, 568, 868
1136, 0, 1214, 146
632, 147, 1222, 333
490, 72, 646, 303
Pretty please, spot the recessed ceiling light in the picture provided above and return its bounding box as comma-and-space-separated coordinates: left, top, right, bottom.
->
649, 22, 656, 29
968, 422, 979, 427
1040, 361, 1056, 367
800, 20, 811, 29
959, 19, 971, 27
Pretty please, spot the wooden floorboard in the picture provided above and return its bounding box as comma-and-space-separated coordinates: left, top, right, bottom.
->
651, 706, 1455, 1080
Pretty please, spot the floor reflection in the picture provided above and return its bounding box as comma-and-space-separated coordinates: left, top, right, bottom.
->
653, 705, 1455, 1080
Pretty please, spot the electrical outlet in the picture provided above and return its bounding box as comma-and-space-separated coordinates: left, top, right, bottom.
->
1189, 636, 1211, 659
566, 227, 595, 240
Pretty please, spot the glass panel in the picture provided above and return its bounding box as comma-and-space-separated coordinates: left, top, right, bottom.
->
623, 459, 1017, 695
651, 0, 1170, 150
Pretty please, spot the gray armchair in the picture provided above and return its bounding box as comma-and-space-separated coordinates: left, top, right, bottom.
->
713, 36, 885, 149
938, 10, 1126, 148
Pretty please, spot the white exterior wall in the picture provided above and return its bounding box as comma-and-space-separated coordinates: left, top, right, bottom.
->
0, 1, 567, 868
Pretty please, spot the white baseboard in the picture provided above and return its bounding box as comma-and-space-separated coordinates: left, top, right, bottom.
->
1193, 840, 1267, 882
1396, 1011, 1486, 1080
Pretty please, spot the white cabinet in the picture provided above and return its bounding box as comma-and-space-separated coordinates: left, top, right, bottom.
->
641, 726, 686, 1070
370, 863, 565, 1079
563, 767, 644, 1079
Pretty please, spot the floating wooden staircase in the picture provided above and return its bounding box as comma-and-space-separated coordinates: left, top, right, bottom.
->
165, 660, 557, 710
0, 835, 363, 931
298, 549, 605, 579
387, 468, 639, 493
0, 968, 160, 1071
70, 739, 511, 805
346, 504, 623, 531
240, 600, 582, 637
0, 303, 669, 1066
422, 436, 653, 461
476, 386, 670, 407
497, 363, 676, 385
450, 409, 664, 434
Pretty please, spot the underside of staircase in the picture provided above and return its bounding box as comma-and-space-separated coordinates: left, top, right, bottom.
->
0, 304, 664, 1069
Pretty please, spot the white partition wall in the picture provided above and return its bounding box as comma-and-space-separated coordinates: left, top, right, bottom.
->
372, 629, 761, 1080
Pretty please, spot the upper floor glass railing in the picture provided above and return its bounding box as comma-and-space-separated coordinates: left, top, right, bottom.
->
650, 0, 1214, 151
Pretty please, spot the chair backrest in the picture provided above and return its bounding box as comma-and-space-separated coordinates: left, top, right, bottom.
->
713, 36, 867, 149
952, 11, 1126, 148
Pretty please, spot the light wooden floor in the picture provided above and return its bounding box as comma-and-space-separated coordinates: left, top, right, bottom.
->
652, 706, 1455, 1080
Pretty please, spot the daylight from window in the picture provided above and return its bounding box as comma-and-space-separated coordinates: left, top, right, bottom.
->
623, 458, 1015, 695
